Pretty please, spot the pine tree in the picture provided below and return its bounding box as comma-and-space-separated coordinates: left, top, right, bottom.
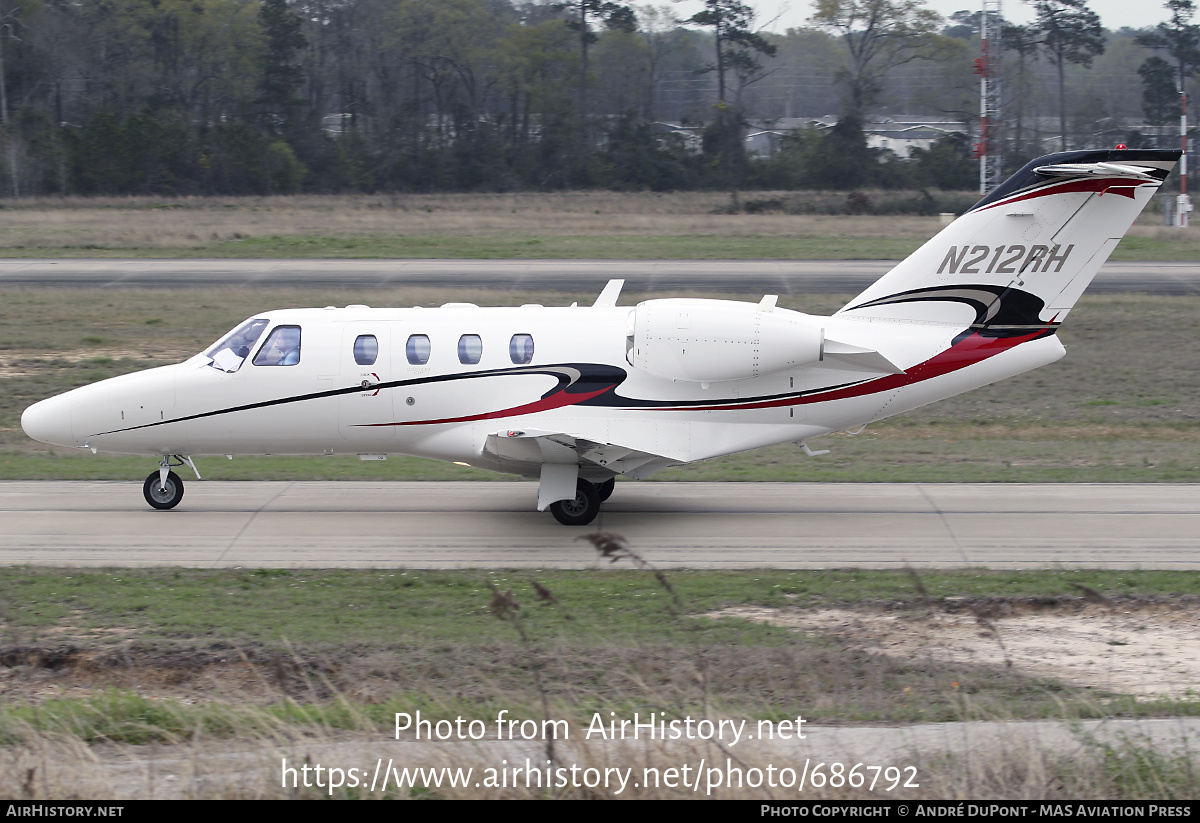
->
1030, 0, 1104, 151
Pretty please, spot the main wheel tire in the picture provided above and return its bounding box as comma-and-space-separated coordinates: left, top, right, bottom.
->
143, 470, 184, 510
596, 477, 616, 502
549, 479, 601, 526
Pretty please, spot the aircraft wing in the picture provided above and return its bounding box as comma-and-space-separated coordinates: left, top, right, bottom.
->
483, 428, 679, 509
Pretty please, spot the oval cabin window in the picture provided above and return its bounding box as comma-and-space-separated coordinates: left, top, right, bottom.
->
353, 335, 378, 366
509, 334, 534, 364
458, 334, 483, 365
406, 334, 431, 365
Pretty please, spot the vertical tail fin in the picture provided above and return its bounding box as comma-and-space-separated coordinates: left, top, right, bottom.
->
837, 149, 1179, 332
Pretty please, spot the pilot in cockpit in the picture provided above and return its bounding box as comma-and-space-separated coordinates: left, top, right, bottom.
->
253, 325, 302, 366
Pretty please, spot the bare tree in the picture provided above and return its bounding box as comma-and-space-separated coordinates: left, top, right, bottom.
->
810, 0, 947, 117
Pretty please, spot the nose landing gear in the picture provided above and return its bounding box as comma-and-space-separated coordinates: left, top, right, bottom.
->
143, 470, 184, 509
142, 455, 199, 510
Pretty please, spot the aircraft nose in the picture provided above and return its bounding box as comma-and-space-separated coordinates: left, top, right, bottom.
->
21, 395, 75, 447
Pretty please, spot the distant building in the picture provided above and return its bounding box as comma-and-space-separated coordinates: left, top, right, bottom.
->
649, 115, 969, 157
862, 119, 966, 158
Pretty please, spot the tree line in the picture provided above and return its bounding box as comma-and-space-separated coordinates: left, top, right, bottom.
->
0, 0, 1191, 197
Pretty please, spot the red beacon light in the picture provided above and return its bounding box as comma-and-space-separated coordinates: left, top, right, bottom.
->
1115, 143, 1127, 150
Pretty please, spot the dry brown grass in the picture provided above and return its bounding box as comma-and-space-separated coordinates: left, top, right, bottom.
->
2, 717, 1196, 799
0, 197, 955, 247
0, 191, 1191, 257
0, 191, 921, 215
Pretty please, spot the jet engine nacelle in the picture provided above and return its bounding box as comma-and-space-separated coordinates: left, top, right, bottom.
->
627, 298, 824, 383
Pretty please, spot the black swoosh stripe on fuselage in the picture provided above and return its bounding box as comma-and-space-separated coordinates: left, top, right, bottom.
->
88, 361, 874, 438
89, 363, 596, 436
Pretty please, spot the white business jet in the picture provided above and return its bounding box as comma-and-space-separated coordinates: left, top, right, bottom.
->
21, 148, 1179, 525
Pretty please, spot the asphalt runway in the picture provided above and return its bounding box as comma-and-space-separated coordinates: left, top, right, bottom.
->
0, 481, 1195, 568
2, 258, 1200, 294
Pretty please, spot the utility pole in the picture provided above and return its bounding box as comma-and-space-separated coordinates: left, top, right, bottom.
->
974, 0, 1003, 195
1179, 89, 1191, 227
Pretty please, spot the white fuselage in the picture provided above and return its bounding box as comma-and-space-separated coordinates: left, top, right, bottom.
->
21, 299, 1064, 478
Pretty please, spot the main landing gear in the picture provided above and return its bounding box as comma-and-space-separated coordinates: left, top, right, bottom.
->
549, 478, 615, 526
142, 455, 200, 510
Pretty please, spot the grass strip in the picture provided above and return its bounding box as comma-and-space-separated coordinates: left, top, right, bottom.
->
3, 234, 1200, 260
2, 569, 1199, 732
5, 567, 1200, 644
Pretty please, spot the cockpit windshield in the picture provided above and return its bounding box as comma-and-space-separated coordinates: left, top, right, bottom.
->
204, 318, 269, 373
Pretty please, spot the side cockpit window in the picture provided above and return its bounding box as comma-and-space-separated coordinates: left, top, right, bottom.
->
354, 334, 378, 366
205, 318, 269, 373
253, 325, 302, 366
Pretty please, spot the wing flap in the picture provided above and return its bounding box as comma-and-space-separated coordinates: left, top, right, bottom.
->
484, 429, 679, 483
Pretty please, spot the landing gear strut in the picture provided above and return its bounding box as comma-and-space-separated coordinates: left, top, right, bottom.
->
549, 479, 601, 526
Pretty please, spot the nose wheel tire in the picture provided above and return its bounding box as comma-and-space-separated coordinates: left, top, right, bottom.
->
549, 479, 601, 526
143, 470, 185, 510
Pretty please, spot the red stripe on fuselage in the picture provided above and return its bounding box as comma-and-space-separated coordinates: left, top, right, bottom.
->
357, 330, 1044, 425
661, 330, 1046, 413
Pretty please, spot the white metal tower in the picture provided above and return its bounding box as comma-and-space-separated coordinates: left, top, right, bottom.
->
975, 0, 1003, 194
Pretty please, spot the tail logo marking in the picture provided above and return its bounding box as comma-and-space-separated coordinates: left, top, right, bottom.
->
937, 244, 1072, 276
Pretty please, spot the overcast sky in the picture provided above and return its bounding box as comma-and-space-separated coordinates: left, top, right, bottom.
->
666, 0, 1172, 35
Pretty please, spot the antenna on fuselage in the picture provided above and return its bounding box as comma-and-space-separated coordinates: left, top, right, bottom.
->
593, 279, 625, 308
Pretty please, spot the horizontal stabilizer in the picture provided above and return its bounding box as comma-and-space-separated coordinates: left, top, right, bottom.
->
1034, 162, 1159, 181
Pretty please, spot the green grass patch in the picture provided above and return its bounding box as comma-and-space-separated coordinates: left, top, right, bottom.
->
3, 566, 1199, 647
1110, 235, 1200, 260
5, 233, 1195, 261
0, 234, 930, 260
3, 227, 1200, 261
